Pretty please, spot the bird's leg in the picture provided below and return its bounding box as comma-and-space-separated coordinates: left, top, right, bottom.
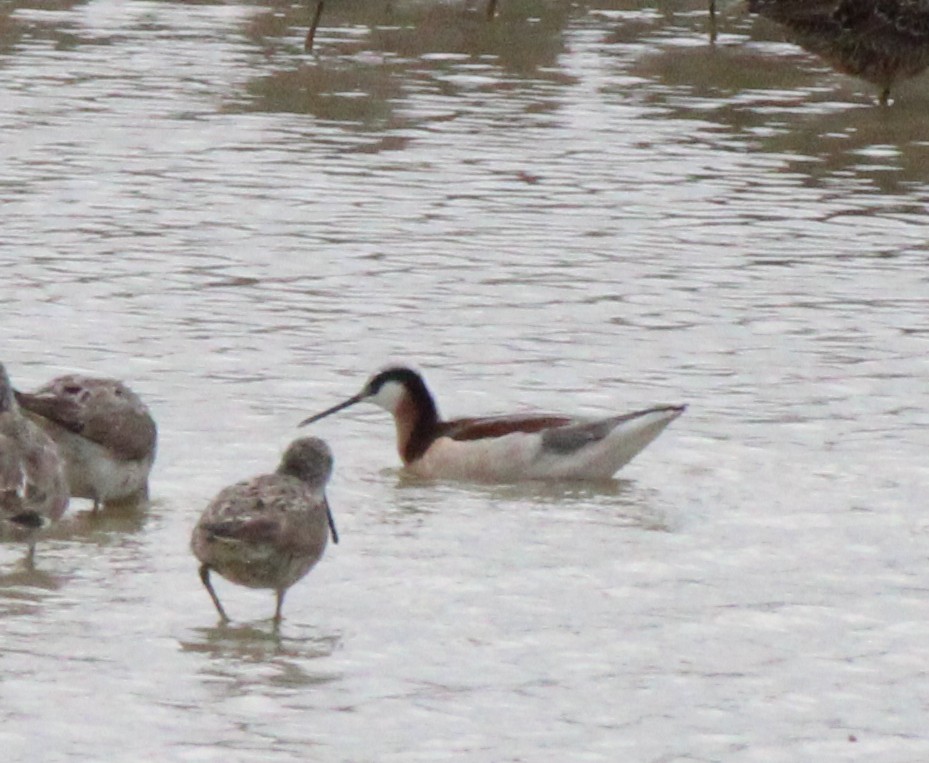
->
486, 0, 498, 21
24, 541, 36, 570
199, 564, 229, 622
305, 0, 324, 53
273, 589, 287, 625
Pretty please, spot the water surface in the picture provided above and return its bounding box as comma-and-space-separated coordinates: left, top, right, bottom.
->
1, 1, 928, 761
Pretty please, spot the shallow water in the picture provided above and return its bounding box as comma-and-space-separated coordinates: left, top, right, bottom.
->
2, 1, 928, 761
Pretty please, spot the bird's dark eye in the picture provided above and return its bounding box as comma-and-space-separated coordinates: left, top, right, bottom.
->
63, 385, 82, 395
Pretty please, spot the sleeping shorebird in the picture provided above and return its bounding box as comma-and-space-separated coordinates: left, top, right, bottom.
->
0, 363, 69, 564
748, 0, 929, 105
191, 437, 339, 624
300, 366, 685, 482
16, 375, 157, 511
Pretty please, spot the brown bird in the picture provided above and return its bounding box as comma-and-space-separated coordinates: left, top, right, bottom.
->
748, 0, 929, 104
16, 375, 157, 510
191, 437, 339, 624
0, 363, 69, 564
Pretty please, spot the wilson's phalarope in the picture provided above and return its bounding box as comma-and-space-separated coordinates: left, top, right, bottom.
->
16, 375, 157, 511
191, 437, 339, 624
0, 364, 69, 564
300, 366, 685, 482
748, 0, 929, 105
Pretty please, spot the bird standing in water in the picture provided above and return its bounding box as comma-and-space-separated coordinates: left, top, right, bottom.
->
16, 375, 157, 511
191, 437, 339, 624
748, 0, 929, 104
0, 363, 69, 565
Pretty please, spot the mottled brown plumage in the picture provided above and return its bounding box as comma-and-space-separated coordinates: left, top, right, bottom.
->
16, 375, 157, 509
749, 0, 929, 103
0, 364, 69, 564
191, 437, 339, 624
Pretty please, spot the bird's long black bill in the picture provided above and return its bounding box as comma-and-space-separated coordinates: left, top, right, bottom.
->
298, 394, 363, 427
324, 496, 339, 545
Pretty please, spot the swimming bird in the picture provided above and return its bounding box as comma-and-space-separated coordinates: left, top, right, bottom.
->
747, 0, 929, 105
300, 366, 685, 482
16, 375, 157, 511
191, 437, 339, 624
0, 364, 69, 564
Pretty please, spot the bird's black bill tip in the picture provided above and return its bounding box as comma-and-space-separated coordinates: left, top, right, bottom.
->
298, 394, 363, 428
325, 499, 339, 545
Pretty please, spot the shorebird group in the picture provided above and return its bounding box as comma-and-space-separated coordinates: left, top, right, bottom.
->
0, 360, 684, 626
0, 363, 156, 565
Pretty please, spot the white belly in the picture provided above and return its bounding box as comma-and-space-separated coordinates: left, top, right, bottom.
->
50, 428, 153, 503
406, 409, 681, 482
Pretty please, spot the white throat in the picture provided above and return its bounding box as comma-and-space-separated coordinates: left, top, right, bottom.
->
367, 380, 406, 414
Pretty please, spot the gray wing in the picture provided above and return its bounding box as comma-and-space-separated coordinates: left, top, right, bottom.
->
540, 418, 614, 454
541, 407, 685, 455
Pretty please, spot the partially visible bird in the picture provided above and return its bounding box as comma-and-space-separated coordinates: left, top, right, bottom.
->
16, 375, 157, 510
748, 0, 929, 104
0, 363, 69, 564
304, 0, 501, 52
191, 437, 339, 624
